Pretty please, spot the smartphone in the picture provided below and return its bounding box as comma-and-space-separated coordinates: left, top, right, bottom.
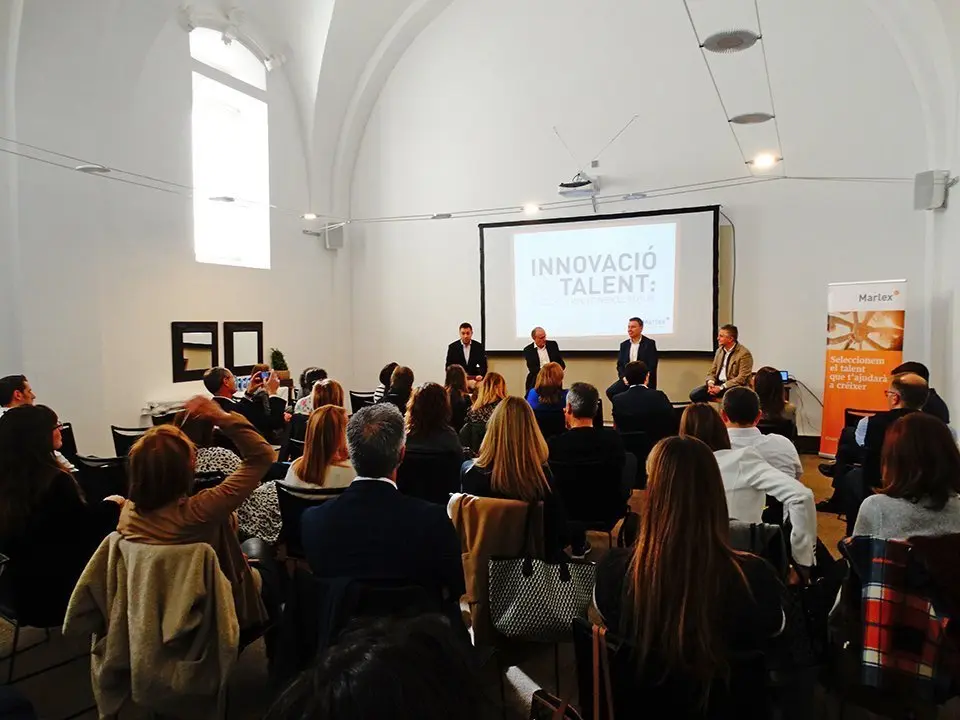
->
260, 371, 271, 381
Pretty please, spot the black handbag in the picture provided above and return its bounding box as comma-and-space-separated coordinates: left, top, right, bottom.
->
488, 503, 595, 642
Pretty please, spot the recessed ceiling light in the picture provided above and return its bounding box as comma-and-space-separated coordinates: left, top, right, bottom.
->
730, 112, 774, 125
431, 213, 452, 220
209, 196, 236, 203
301, 212, 318, 220
748, 153, 780, 170
702, 30, 760, 54
523, 203, 540, 215
74, 164, 110, 174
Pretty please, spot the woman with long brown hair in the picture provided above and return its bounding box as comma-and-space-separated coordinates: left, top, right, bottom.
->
525, 362, 566, 411
679, 403, 817, 570
593, 436, 783, 716
238, 405, 354, 544
460, 396, 567, 556
753, 367, 796, 424
382, 366, 415, 415
854, 412, 960, 539
405, 383, 462, 455
459, 372, 508, 455
0, 405, 123, 625
444, 364, 471, 431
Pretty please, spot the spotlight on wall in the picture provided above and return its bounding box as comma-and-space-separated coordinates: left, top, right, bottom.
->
301, 213, 318, 220
747, 153, 781, 170
74, 164, 111, 174
523, 203, 541, 215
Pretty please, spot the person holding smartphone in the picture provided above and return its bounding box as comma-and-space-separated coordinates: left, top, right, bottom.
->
203, 366, 288, 442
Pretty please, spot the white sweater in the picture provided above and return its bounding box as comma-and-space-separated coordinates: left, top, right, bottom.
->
714, 446, 817, 567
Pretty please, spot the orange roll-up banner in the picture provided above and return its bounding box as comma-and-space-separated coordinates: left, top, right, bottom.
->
819, 279, 906, 457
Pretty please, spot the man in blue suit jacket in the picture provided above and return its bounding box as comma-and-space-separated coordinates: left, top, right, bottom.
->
606, 317, 659, 400
301, 403, 466, 624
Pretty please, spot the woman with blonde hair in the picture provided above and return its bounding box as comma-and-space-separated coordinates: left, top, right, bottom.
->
593, 435, 782, 716
238, 405, 354, 544
459, 372, 507, 454
460, 396, 567, 556
525, 362, 566, 411
118, 396, 276, 631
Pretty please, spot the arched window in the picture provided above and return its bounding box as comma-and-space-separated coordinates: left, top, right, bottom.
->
190, 28, 270, 269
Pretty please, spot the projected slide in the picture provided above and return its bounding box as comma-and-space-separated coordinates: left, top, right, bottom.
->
513, 223, 677, 338
480, 207, 717, 352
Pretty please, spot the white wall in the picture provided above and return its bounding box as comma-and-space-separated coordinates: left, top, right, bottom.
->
348, 0, 932, 435
5, 0, 349, 454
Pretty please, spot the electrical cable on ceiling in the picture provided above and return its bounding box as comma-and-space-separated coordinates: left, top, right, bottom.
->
753, 0, 785, 175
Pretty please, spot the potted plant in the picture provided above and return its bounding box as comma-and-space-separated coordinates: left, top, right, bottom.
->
270, 347, 291, 380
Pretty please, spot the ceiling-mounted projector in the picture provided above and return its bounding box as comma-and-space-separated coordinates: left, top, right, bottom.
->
558, 172, 600, 198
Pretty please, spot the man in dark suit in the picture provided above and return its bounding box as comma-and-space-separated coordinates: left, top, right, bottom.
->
522, 326, 565, 392
606, 317, 659, 401
301, 403, 466, 626
611, 361, 675, 439
444, 322, 487, 382
203, 366, 286, 441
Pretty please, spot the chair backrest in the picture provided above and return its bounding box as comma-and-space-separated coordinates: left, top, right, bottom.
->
618, 431, 653, 489
287, 438, 305, 462
844, 408, 876, 428
275, 483, 343, 558
74, 455, 128, 503
549, 460, 628, 526
110, 426, 149, 457
191, 471, 227, 494
58, 422, 79, 462
594, 399, 605, 429
396, 451, 464, 505
534, 409, 567, 440
151, 411, 179, 426
729, 520, 788, 579
288, 413, 309, 441
349, 391, 376, 414
671, 403, 690, 434
757, 418, 797, 441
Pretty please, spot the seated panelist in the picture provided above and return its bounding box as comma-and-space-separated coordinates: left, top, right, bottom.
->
522, 327, 565, 392
606, 317, 659, 401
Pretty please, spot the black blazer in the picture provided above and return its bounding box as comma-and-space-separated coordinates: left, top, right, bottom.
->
522, 340, 566, 391
301, 480, 466, 604
611, 384, 675, 438
445, 340, 488, 378
616, 337, 659, 389
213, 395, 286, 440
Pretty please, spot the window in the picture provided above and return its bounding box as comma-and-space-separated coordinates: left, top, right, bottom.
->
190, 28, 270, 269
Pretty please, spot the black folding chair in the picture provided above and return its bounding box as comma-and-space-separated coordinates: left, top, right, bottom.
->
758, 418, 797, 441
844, 408, 876, 428
57, 422, 79, 463
110, 426, 149, 457
349, 391, 376, 414
618, 431, 653, 489
534, 410, 566, 440
275, 484, 344, 560
396, 451, 464, 505
151, 411, 179, 426
549, 459, 632, 548
73, 455, 128, 503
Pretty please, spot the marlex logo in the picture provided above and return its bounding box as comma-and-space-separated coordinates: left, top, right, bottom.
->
858, 289, 900, 302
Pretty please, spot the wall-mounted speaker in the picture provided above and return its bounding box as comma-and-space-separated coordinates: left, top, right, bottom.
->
325, 225, 345, 250
914, 170, 950, 210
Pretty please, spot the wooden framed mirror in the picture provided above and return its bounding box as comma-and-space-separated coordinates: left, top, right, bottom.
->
224, 321, 264, 376
171, 321, 219, 383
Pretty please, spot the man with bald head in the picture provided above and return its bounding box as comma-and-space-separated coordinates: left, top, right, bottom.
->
835, 372, 932, 534
522, 327, 565, 392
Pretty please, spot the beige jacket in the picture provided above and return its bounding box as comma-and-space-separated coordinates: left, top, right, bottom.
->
706, 342, 754, 389
448, 493, 544, 646
63, 533, 239, 720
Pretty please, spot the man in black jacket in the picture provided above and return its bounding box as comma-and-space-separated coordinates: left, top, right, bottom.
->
522, 327, 565, 391
611, 361, 675, 439
301, 404, 466, 628
444, 322, 487, 382
606, 317, 659, 400
203, 367, 286, 441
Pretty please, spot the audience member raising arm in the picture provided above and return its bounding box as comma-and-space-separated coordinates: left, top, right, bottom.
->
117, 396, 276, 631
